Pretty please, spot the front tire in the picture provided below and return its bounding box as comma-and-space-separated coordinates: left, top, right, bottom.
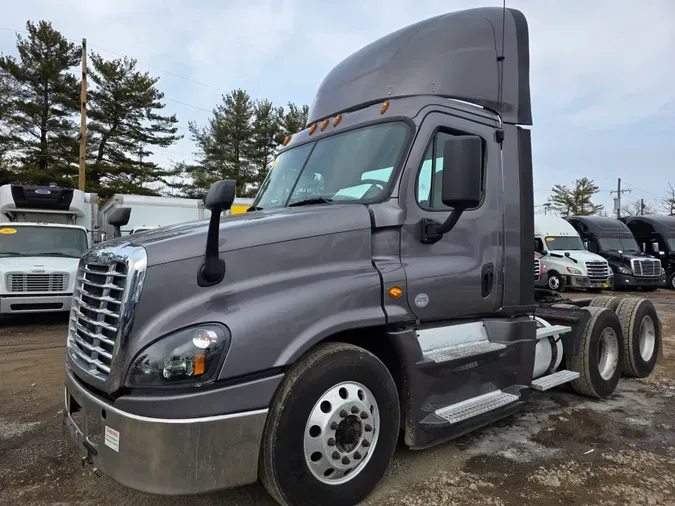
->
667, 270, 675, 291
566, 306, 624, 398
260, 343, 400, 506
547, 271, 565, 292
615, 298, 661, 378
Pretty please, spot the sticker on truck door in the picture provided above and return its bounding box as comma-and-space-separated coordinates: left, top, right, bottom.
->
104, 426, 120, 452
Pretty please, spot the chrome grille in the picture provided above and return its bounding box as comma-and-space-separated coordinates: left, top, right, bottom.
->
68, 261, 127, 380
534, 258, 541, 279
585, 261, 610, 282
5, 272, 69, 293
630, 258, 661, 277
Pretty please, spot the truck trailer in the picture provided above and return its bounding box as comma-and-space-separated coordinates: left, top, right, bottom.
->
0, 184, 98, 315
566, 215, 665, 290
621, 215, 675, 290
62, 7, 662, 506
535, 215, 612, 292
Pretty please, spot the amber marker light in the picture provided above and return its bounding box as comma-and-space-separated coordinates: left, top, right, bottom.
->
388, 286, 403, 298
380, 100, 390, 114
308, 123, 318, 135
320, 118, 330, 131
283, 135, 292, 146
333, 114, 342, 127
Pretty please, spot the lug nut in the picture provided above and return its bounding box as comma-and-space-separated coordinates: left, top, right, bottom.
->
354, 452, 362, 460
339, 409, 348, 418
342, 457, 350, 465
360, 411, 368, 419
364, 424, 373, 432
330, 422, 338, 430
351, 406, 359, 414
332, 451, 340, 460
327, 438, 336, 447
362, 440, 370, 447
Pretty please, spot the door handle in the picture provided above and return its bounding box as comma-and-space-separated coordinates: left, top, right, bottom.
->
481, 263, 494, 297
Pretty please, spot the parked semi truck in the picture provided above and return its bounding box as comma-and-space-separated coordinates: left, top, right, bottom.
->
621, 215, 675, 290
534, 215, 612, 293
566, 215, 665, 291
0, 184, 98, 315
63, 8, 662, 506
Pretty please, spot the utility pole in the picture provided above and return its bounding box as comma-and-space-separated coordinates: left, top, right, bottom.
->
78, 38, 87, 192
610, 177, 631, 218
640, 199, 645, 216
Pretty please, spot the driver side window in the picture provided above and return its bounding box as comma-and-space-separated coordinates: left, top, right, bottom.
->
416, 133, 450, 209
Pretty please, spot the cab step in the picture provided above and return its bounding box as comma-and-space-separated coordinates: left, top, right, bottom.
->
423, 341, 506, 363
536, 324, 572, 339
531, 369, 580, 391
435, 390, 520, 424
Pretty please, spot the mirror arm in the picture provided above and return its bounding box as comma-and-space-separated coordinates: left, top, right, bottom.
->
198, 210, 226, 287
420, 209, 464, 244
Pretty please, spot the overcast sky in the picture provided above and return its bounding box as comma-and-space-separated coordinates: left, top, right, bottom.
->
1, 0, 674, 212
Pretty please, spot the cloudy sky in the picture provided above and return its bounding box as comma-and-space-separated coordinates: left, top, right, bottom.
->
1, 0, 674, 212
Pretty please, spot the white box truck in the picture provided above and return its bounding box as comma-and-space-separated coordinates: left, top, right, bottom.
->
534, 215, 613, 293
0, 184, 99, 315
99, 194, 212, 239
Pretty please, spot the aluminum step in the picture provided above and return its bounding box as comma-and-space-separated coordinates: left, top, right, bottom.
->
423, 341, 506, 363
536, 325, 572, 340
435, 390, 520, 424
531, 369, 580, 391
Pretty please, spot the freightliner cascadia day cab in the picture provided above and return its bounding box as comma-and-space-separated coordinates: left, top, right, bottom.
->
0, 184, 99, 315
566, 215, 665, 291
63, 8, 663, 506
621, 215, 675, 290
534, 215, 612, 293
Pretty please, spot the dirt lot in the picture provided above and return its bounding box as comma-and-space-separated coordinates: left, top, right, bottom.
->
1, 291, 675, 506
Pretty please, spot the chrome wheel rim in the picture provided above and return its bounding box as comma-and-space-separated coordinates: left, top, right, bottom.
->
549, 275, 560, 290
597, 327, 619, 380
303, 381, 380, 485
639, 316, 656, 362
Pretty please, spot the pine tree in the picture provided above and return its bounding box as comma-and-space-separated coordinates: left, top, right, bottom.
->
247, 99, 280, 195
187, 89, 254, 197
275, 102, 309, 145
87, 53, 182, 197
0, 21, 80, 185
549, 177, 603, 216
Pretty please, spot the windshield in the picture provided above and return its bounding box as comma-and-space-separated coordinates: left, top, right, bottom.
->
545, 236, 585, 251
0, 226, 88, 258
598, 236, 641, 253
253, 122, 409, 209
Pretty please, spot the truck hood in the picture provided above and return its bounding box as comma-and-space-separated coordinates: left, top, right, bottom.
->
604, 251, 659, 263
104, 204, 374, 267
544, 250, 607, 265
0, 255, 80, 272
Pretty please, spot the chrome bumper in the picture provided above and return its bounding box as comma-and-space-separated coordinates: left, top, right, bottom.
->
63, 366, 268, 495
0, 294, 72, 314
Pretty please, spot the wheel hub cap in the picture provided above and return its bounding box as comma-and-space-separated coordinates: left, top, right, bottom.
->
597, 326, 619, 380
303, 381, 380, 485
639, 316, 656, 362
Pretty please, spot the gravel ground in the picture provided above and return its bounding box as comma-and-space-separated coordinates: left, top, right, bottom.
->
0, 291, 674, 505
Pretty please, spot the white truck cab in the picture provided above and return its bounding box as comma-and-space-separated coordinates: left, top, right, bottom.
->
534, 215, 613, 292
0, 184, 98, 315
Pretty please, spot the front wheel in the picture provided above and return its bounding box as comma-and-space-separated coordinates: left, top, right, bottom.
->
547, 272, 565, 292
667, 271, 675, 291
260, 343, 400, 506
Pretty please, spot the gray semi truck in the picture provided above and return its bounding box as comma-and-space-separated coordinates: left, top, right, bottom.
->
62, 7, 662, 506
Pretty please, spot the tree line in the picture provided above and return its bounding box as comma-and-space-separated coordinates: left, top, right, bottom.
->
0, 20, 308, 199
546, 178, 675, 217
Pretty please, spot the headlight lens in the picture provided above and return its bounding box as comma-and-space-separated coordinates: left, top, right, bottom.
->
566, 266, 582, 275
126, 324, 230, 388
616, 265, 632, 275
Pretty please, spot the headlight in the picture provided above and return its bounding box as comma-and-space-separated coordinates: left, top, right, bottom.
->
126, 323, 230, 388
615, 265, 632, 275
566, 266, 582, 275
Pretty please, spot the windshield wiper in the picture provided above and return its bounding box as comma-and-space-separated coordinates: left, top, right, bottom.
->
288, 197, 333, 207
32, 252, 79, 258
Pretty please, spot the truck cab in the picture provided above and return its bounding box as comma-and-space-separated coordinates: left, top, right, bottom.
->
62, 8, 662, 506
566, 215, 665, 290
534, 215, 612, 292
621, 215, 675, 290
0, 184, 97, 315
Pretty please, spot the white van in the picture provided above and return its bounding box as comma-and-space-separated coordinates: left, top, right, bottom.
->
534, 215, 613, 292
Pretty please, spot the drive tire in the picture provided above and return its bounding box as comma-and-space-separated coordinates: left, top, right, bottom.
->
615, 298, 661, 378
260, 342, 400, 506
588, 295, 622, 312
547, 271, 565, 293
566, 306, 623, 399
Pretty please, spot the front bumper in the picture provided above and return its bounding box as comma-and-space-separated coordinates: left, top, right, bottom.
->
564, 275, 614, 289
63, 365, 268, 495
613, 273, 665, 288
0, 294, 72, 314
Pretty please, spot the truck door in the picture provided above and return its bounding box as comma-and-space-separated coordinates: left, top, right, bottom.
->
399, 111, 503, 321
